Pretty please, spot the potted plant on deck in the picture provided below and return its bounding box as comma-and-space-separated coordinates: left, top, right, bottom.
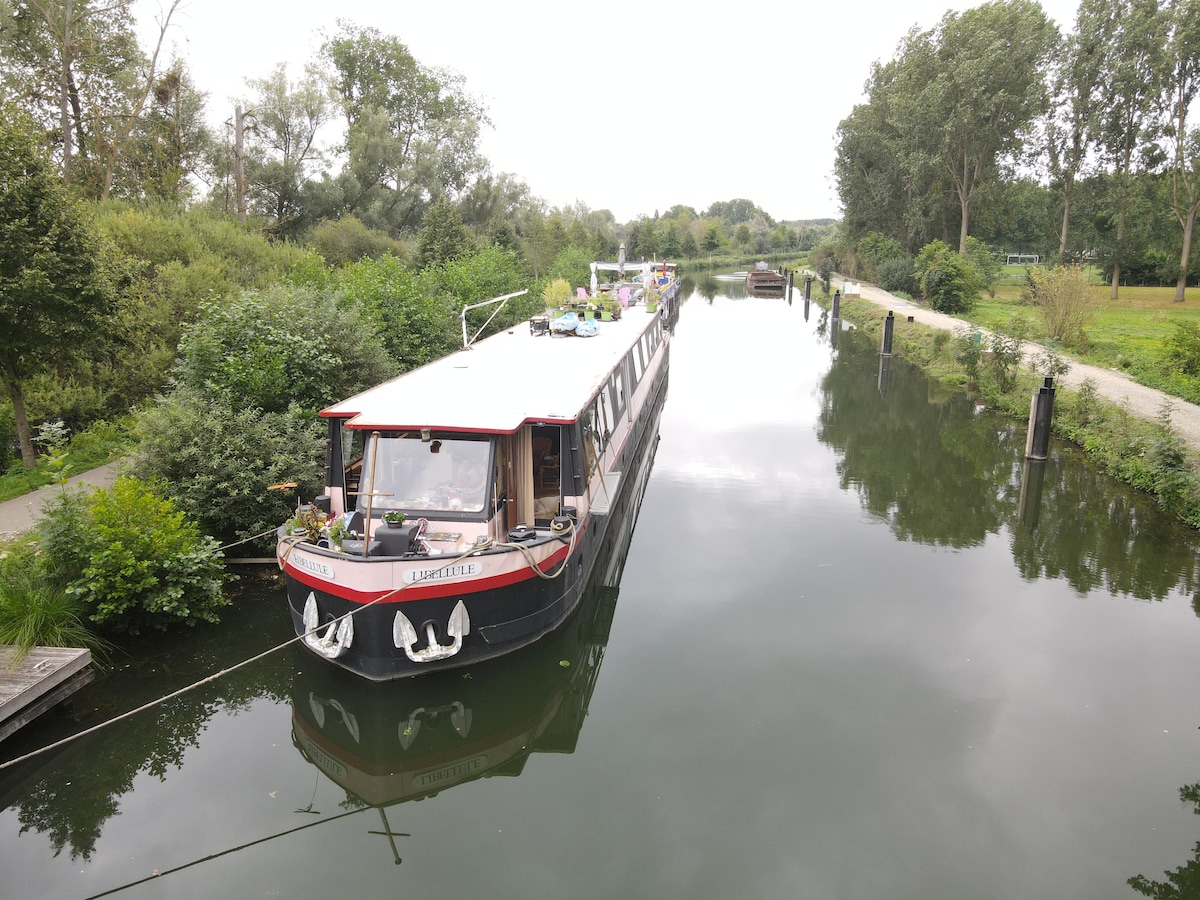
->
382, 510, 407, 527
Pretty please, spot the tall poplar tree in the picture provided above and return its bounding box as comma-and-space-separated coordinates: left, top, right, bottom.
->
1160, 0, 1200, 300
1080, 0, 1167, 298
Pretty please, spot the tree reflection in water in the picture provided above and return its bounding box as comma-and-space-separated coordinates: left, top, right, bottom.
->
3, 572, 294, 860
816, 328, 1200, 603
1129, 784, 1200, 898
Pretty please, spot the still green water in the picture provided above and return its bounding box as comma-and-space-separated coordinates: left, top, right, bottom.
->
5, 280, 1200, 899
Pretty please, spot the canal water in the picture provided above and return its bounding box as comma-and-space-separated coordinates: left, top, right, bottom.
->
5, 278, 1200, 899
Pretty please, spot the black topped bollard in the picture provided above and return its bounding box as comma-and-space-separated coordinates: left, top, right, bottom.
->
881, 310, 895, 356
1025, 376, 1056, 461
832, 289, 841, 320
804, 276, 812, 301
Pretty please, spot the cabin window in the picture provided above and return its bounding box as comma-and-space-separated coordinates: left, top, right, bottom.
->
609, 369, 626, 420
356, 432, 493, 515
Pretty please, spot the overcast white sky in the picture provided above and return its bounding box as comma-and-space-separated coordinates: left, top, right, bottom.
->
134, 0, 1083, 223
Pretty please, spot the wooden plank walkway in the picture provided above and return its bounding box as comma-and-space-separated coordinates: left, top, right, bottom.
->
0, 646, 93, 742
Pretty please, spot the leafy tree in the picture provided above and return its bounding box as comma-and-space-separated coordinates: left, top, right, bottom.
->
335, 253, 458, 367
705, 199, 773, 229
422, 244, 537, 338
1082, 0, 1168, 298
701, 222, 724, 254
547, 245, 594, 290
456, 171, 533, 232
680, 230, 698, 258
1046, 12, 1105, 261
856, 232, 906, 279
768, 223, 796, 253
661, 222, 682, 258
922, 0, 1056, 252
173, 283, 394, 414
837, 1, 1055, 255
321, 21, 488, 235
0, 0, 185, 198
1159, 0, 1200, 300
416, 197, 476, 269
835, 39, 953, 254
0, 108, 118, 467
119, 62, 213, 204
134, 280, 392, 542
238, 62, 332, 238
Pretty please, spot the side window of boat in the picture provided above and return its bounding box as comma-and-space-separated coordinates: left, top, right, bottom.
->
609, 369, 626, 421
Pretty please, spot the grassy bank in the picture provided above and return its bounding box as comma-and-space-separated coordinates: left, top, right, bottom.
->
965, 272, 1200, 405
838, 295, 1200, 528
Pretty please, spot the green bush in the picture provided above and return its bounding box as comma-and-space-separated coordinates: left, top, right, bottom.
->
915, 240, 980, 314
305, 215, 409, 267
876, 255, 917, 295
1162, 321, 1200, 378
38, 477, 230, 634
174, 284, 395, 414
131, 391, 325, 548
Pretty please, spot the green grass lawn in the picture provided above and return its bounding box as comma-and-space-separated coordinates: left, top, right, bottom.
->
958, 267, 1200, 403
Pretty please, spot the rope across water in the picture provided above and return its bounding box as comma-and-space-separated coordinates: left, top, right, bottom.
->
0, 520, 577, 772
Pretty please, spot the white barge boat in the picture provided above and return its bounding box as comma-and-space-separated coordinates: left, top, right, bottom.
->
276, 266, 679, 680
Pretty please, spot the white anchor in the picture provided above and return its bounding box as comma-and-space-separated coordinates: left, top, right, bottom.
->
393, 600, 470, 663
302, 592, 354, 659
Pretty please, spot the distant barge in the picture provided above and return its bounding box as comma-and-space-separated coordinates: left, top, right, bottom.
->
745, 261, 786, 296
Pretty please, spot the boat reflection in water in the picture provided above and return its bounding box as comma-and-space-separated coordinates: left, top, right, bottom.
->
290, 383, 664, 832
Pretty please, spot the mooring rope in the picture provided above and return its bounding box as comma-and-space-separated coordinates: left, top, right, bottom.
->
215, 527, 278, 553
0, 525, 578, 772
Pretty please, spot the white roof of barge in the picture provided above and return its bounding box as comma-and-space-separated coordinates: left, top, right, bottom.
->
323, 310, 662, 433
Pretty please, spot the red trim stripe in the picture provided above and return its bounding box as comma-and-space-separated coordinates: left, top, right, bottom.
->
281, 542, 571, 606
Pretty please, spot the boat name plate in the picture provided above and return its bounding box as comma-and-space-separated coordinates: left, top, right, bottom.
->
414, 754, 488, 789
403, 562, 483, 585
293, 555, 335, 580
300, 736, 348, 779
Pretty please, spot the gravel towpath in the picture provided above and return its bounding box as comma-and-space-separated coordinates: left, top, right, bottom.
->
838, 278, 1200, 453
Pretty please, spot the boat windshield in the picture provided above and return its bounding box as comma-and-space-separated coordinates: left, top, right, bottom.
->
358, 434, 492, 514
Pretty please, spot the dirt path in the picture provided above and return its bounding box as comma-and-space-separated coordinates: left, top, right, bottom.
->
0, 462, 119, 540
836, 277, 1200, 452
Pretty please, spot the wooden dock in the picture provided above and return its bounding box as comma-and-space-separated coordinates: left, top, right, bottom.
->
0, 646, 93, 742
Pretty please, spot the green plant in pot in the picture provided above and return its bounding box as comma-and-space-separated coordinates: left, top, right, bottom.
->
289, 505, 327, 541
382, 510, 407, 527
325, 516, 349, 551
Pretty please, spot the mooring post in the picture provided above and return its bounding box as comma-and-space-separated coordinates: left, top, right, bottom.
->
832, 289, 841, 320
881, 310, 895, 356
804, 276, 812, 300
877, 354, 892, 396
1018, 458, 1047, 530
1024, 376, 1055, 460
